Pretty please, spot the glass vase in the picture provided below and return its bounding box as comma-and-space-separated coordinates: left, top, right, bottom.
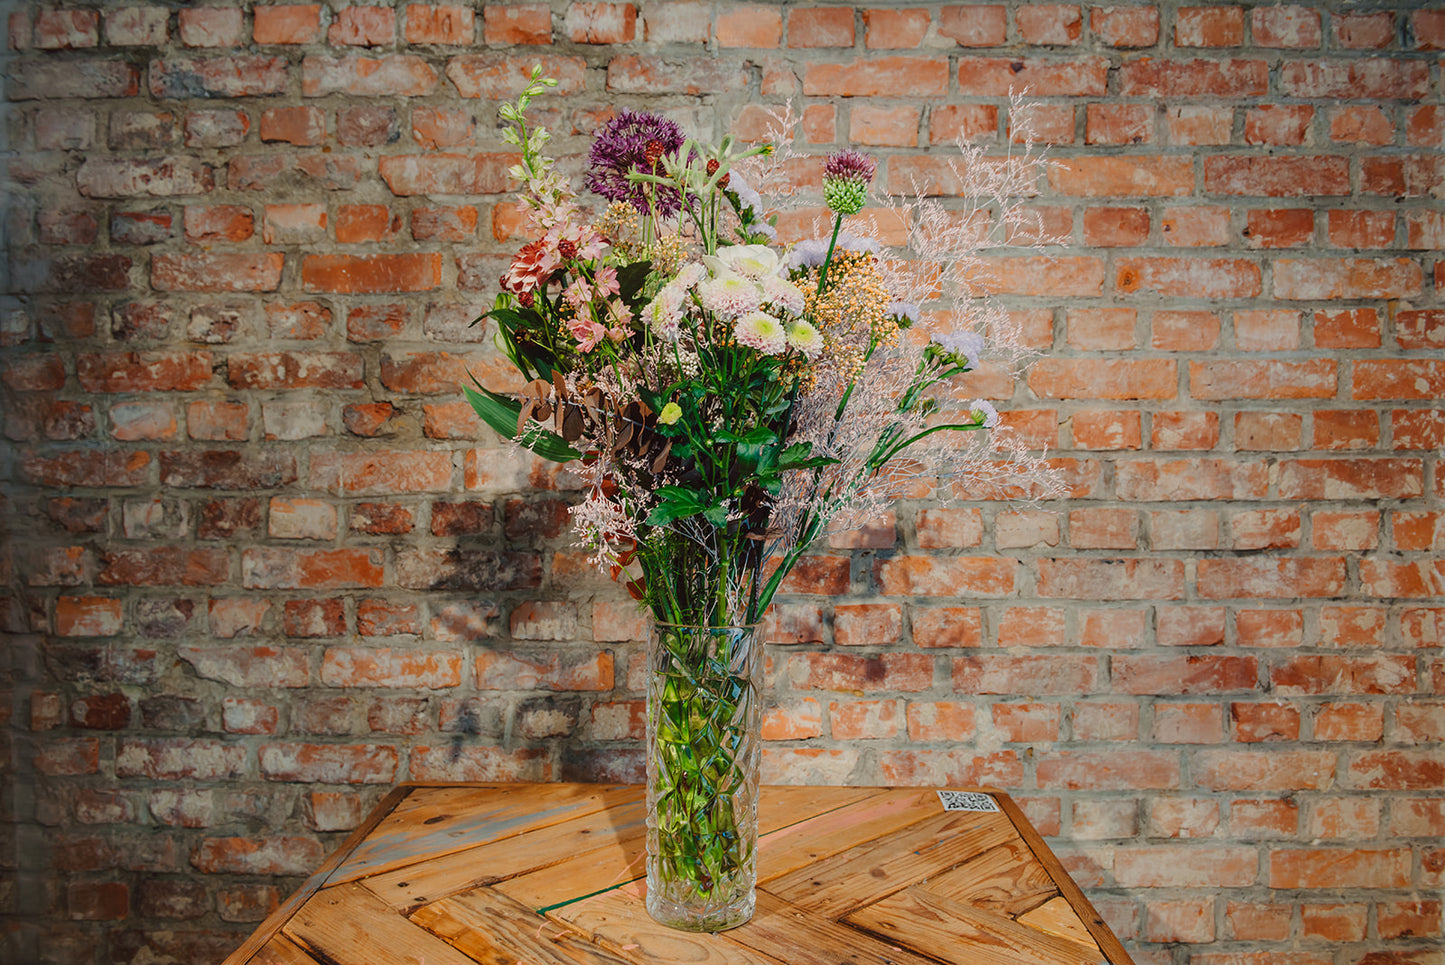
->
644, 622, 763, 932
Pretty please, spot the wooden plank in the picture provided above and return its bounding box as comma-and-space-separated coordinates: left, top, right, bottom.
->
727, 889, 944, 965
221, 784, 415, 965
495, 785, 871, 912
410, 886, 639, 965
365, 795, 649, 911
992, 791, 1135, 965
284, 881, 478, 965
1017, 896, 1105, 952
757, 787, 951, 884
920, 839, 1063, 920
249, 935, 323, 965
846, 888, 1108, 965
768, 809, 1019, 919
549, 883, 785, 965
331, 784, 639, 885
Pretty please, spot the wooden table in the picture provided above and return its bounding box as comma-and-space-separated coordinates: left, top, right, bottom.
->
223, 783, 1133, 965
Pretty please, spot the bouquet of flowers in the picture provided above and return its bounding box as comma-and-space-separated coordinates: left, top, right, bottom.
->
468, 69, 1058, 930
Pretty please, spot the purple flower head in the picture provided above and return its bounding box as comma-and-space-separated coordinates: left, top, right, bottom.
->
585, 110, 687, 216
823, 149, 876, 185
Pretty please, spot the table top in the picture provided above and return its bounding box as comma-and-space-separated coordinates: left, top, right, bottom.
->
223, 783, 1133, 965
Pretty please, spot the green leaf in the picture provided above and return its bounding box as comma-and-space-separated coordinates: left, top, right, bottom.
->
464, 384, 580, 463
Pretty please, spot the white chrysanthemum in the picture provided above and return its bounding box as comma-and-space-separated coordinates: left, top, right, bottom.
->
761, 275, 805, 315
644, 296, 682, 341
707, 244, 782, 280
971, 399, 1000, 428
786, 320, 823, 358
734, 311, 788, 355
674, 262, 707, 291
698, 272, 761, 319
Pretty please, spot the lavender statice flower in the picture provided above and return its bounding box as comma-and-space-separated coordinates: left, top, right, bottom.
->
786, 232, 882, 270
932, 329, 984, 369
822, 149, 877, 215
585, 110, 686, 216
971, 399, 1000, 428
888, 300, 920, 325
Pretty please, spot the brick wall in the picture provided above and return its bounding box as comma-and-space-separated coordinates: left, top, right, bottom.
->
2, 1, 1442, 962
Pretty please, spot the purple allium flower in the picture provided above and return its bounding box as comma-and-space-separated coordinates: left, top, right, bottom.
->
822, 150, 876, 215
585, 110, 686, 216
823, 149, 877, 185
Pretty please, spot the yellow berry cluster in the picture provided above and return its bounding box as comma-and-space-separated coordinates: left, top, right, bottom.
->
803, 251, 897, 383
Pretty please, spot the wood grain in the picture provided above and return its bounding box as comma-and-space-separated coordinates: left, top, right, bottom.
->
225, 784, 1135, 965
767, 809, 1018, 918
411, 886, 638, 965
847, 887, 1109, 965
284, 881, 477, 965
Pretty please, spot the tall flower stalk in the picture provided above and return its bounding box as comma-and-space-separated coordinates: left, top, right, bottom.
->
467, 69, 1061, 922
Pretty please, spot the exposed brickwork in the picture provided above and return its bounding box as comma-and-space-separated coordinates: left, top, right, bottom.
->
1, 3, 1442, 963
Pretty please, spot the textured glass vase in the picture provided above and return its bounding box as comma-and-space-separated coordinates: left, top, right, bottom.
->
644, 622, 763, 932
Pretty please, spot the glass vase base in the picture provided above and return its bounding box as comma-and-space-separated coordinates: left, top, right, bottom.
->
645, 885, 754, 932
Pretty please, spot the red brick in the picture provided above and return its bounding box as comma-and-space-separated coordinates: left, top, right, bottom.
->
938, 5, 1006, 46
1235, 412, 1303, 451
187, 400, 247, 441
483, 5, 552, 44
1232, 701, 1301, 742
319, 648, 462, 689
788, 6, 854, 47
1206, 156, 1350, 197
787, 653, 932, 693
804, 56, 948, 97
334, 105, 399, 145
1199, 558, 1345, 599
1016, 4, 1080, 44
1082, 207, 1149, 247
105, 7, 170, 47
996, 607, 1066, 647
1072, 411, 1142, 451
911, 607, 982, 648
258, 106, 325, 146
914, 508, 982, 548
954, 655, 1098, 695
904, 701, 974, 741
930, 104, 998, 144
242, 548, 383, 590
1165, 105, 1232, 145
302, 52, 438, 96
253, 5, 321, 44
829, 700, 899, 740
1312, 511, 1380, 551
301, 253, 441, 293
1314, 702, 1384, 742
1244, 105, 1313, 146
1028, 359, 1175, 400
1119, 57, 1266, 96
862, 8, 929, 48
1117, 257, 1261, 298
1252, 5, 1321, 46
1158, 206, 1228, 248
1176, 6, 1243, 46
1144, 413, 1213, 450
1151, 311, 1220, 351
1189, 359, 1336, 400
877, 750, 1021, 788
875, 555, 1015, 596
176, 7, 242, 46
1280, 58, 1429, 99
1354, 359, 1445, 400
1329, 105, 1394, 146
1270, 848, 1410, 889
1037, 751, 1179, 790
406, 4, 475, 44
1117, 458, 1267, 501
715, 4, 781, 46
329, 6, 396, 45
1051, 156, 1192, 197
1196, 749, 1336, 791
849, 104, 920, 147
1279, 458, 1422, 500
1244, 208, 1314, 248
193, 836, 326, 875
153, 253, 282, 292
412, 206, 477, 241
1334, 11, 1395, 48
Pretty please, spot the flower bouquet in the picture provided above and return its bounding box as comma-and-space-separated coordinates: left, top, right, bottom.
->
468, 70, 1058, 930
